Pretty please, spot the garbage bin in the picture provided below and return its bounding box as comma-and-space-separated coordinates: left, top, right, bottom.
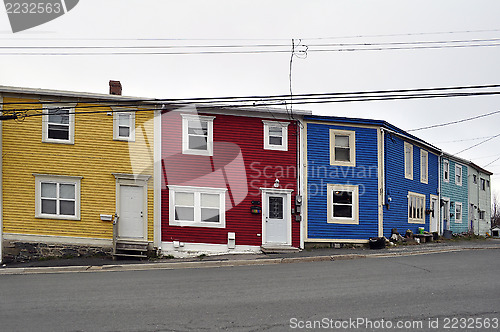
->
369, 237, 386, 249
443, 230, 453, 239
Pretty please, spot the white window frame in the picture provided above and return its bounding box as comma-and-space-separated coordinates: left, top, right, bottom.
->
443, 159, 449, 182
420, 150, 428, 184
34, 174, 81, 220
112, 108, 136, 141
42, 103, 76, 144
181, 114, 215, 156
168, 185, 226, 228
455, 202, 463, 223
262, 120, 289, 151
408, 191, 425, 224
327, 184, 359, 224
480, 178, 486, 191
329, 129, 356, 167
455, 165, 462, 186
404, 142, 413, 180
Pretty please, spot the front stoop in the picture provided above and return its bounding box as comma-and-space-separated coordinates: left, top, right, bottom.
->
113, 240, 149, 259
261, 245, 301, 254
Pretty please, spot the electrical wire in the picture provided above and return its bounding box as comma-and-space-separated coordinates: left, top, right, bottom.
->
408, 110, 500, 131
485, 155, 500, 167
455, 132, 500, 155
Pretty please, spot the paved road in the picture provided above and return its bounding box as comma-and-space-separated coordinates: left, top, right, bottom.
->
0, 249, 499, 331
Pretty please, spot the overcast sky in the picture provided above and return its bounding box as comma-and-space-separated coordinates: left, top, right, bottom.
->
1, 0, 500, 197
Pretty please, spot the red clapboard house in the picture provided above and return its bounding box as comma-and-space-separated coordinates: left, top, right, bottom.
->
159, 106, 310, 255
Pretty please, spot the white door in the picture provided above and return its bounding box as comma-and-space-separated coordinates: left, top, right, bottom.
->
118, 185, 144, 239
430, 197, 439, 233
442, 200, 450, 231
264, 193, 288, 244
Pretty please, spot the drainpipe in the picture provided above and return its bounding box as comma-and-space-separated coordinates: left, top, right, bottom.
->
438, 152, 443, 235
380, 128, 385, 237
297, 118, 304, 249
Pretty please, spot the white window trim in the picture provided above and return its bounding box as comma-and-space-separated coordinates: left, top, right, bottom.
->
181, 114, 215, 156
327, 184, 359, 224
329, 129, 356, 167
443, 159, 450, 183
455, 202, 463, 223
455, 164, 462, 186
262, 120, 289, 151
112, 107, 136, 142
42, 103, 76, 144
168, 185, 226, 228
404, 142, 413, 180
34, 174, 82, 220
420, 150, 428, 184
408, 191, 425, 224
480, 178, 486, 191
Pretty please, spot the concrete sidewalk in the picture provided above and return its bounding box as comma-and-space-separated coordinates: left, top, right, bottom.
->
1, 239, 499, 275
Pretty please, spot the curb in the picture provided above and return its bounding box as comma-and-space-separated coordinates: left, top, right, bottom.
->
1, 246, 499, 275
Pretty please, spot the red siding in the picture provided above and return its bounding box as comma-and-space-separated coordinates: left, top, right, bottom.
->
161, 110, 300, 248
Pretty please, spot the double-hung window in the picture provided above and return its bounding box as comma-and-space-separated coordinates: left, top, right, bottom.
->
42, 104, 76, 144
327, 184, 359, 224
263, 120, 289, 151
330, 129, 356, 167
181, 114, 215, 156
404, 142, 413, 180
473, 174, 477, 184
455, 202, 462, 223
168, 185, 226, 228
480, 178, 486, 190
443, 159, 449, 182
479, 210, 485, 220
455, 165, 462, 186
420, 150, 428, 184
35, 174, 81, 220
408, 192, 425, 224
113, 109, 135, 141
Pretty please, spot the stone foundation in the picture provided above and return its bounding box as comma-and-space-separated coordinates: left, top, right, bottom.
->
2, 239, 113, 264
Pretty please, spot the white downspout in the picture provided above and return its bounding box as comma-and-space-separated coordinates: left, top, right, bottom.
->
298, 118, 305, 249
380, 128, 385, 237
438, 153, 443, 235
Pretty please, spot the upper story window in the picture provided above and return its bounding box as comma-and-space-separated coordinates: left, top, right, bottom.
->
443, 159, 449, 182
404, 142, 413, 180
168, 185, 226, 228
263, 120, 289, 151
455, 165, 462, 186
408, 191, 425, 224
42, 104, 76, 144
480, 178, 486, 190
327, 184, 359, 224
473, 174, 477, 184
420, 150, 428, 184
330, 129, 356, 167
113, 109, 135, 141
181, 114, 215, 156
487, 180, 490, 188
479, 210, 485, 220
34, 174, 81, 220
455, 202, 462, 223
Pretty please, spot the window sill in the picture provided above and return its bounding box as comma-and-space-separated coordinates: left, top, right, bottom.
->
35, 215, 80, 221
42, 139, 74, 145
327, 219, 359, 225
408, 219, 425, 224
169, 221, 225, 228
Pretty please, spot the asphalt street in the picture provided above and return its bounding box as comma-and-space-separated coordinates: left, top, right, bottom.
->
0, 249, 499, 331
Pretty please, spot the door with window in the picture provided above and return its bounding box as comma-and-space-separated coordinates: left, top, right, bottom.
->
442, 199, 450, 231
264, 192, 289, 245
118, 185, 145, 239
430, 196, 439, 233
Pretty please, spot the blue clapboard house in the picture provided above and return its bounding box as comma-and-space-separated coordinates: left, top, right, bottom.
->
304, 115, 441, 244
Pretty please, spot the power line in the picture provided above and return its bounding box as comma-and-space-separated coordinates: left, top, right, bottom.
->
455, 132, 500, 155
408, 110, 500, 132
485, 155, 500, 167
432, 135, 497, 144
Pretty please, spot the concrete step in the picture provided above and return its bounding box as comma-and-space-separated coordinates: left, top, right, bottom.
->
261, 245, 300, 254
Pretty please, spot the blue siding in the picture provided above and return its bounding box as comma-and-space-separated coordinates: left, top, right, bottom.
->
383, 133, 439, 237
307, 122, 379, 240
441, 158, 469, 233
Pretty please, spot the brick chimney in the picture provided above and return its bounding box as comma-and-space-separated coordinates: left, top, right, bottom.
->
109, 80, 122, 95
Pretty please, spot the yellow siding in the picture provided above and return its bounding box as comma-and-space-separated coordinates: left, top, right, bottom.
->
2, 97, 155, 241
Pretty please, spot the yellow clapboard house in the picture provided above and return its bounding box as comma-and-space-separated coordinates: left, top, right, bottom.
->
0, 83, 159, 261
